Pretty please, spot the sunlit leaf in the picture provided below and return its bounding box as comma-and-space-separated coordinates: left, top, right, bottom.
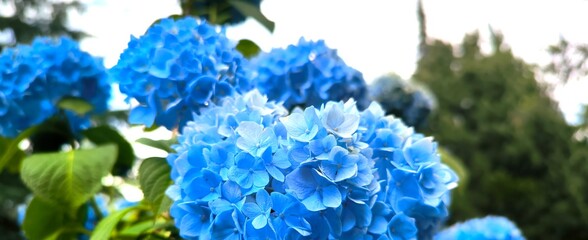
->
90, 206, 139, 240
21, 145, 117, 209
139, 157, 173, 215
57, 97, 93, 116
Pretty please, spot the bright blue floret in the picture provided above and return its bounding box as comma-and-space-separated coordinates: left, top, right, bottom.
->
166, 89, 458, 239
249, 38, 370, 110
0, 36, 110, 138
110, 16, 252, 130
435, 216, 525, 240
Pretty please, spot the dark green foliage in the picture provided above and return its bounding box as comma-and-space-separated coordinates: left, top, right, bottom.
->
28, 118, 74, 153
236, 39, 261, 58
0, 171, 29, 240
0, 0, 85, 50
414, 30, 588, 238
83, 126, 136, 176
179, 0, 274, 31
545, 37, 588, 83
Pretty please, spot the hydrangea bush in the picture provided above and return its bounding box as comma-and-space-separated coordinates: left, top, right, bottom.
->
435, 216, 525, 240
110, 17, 253, 130
166, 90, 458, 239
0, 36, 110, 137
249, 38, 370, 110
1, 12, 528, 240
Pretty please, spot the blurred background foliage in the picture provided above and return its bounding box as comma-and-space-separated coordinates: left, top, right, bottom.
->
0, 0, 85, 51
1, 0, 588, 239
413, 2, 588, 238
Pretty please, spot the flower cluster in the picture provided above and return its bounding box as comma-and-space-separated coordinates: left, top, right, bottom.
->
166, 90, 457, 239
0, 37, 110, 138
435, 216, 525, 240
249, 38, 370, 110
110, 17, 252, 130
370, 74, 434, 128
181, 0, 262, 25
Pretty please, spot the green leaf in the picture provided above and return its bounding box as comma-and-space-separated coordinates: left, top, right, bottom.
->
139, 157, 173, 215
0, 126, 37, 173
44, 228, 65, 240
158, 195, 173, 215
236, 39, 261, 59
57, 97, 93, 116
229, 0, 275, 32
136, 138, 174, 153
118, 219, 167, 237
20, 145, 118, 210
90, 206, 138, 240
118, 220, 154, 237
0, 137, 25, 173
83, 126, 136, 175
22, 197, 65, 240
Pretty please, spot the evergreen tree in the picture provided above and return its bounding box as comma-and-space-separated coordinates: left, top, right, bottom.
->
413, 29, 587, 239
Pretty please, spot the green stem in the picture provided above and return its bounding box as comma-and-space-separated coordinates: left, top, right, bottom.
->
90, 197, 104, 221
0, 126, 37, 172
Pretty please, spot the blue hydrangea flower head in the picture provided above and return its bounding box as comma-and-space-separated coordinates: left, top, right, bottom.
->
435, 216, 525, 240
166, 90, 287, 239
110, 16, 252, 130
166, 90, 458, 239
249, 38, 370, 110
0, 36, 110, 137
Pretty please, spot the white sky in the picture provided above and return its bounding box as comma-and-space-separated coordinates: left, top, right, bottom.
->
69, 0, 588, 124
